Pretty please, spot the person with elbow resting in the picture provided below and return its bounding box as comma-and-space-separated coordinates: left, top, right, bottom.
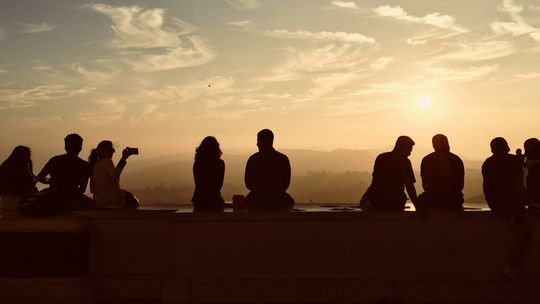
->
89, 140, 138, 208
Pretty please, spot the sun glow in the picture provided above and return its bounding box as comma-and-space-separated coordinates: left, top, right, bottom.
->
416, 95, 433, 111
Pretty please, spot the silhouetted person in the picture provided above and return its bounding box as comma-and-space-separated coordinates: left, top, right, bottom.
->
89, 140, 138, 209
418, 134, 464, 210
482, 137, 532, 282
244, 129, 294, 209
0, 146, 36, 210
522, 138, 540, 205
33, 133, 91, 215
364, 136, 418, 210
191, 136, 225, 210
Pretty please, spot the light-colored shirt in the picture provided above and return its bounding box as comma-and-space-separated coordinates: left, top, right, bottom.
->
90, 158, 125, 208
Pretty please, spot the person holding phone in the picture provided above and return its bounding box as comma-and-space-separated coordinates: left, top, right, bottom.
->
89, 140, 138, 208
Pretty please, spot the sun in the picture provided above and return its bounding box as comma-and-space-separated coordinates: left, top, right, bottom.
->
416, 95, 433, 111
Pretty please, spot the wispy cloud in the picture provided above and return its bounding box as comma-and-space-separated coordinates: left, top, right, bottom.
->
370, 56, 394, 70
77, 98, 125, 124
374, 5, 468, 34
0, 85, 95, 109
227, 20, 252, 27
225, 0, 261, 10
90, 4, 214, 71
136, 76, 236, 102
129, 103, 159, 124
437, 41, 515, 61
516, 72, 540, 80
330, 1, 357, 9
266, 29, 375, 44
71, 63, 117, 82
9, 116, 63, 126
18, 22, 57, 34
258, 44, 371, 82
354, 65, 498, 95
490, 0, 540, 41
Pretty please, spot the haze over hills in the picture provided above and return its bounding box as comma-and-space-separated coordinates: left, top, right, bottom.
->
123, 148, 486, 207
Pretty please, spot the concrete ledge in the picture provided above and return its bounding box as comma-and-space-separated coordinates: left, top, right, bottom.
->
0, 277, 97, 304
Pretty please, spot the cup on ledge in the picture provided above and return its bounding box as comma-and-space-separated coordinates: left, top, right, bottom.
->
232, 194, 245, 212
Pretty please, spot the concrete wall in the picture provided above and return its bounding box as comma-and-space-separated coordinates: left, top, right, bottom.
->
2, 208, 540, 303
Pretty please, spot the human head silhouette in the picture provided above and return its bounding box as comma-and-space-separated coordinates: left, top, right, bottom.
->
96, 140, 114, 159
490, 137, 510, 155
432, 134, 450, 153
64, 133, 83, 155
393, 136, 415, 157
524, 138, 540, 159
195, 136, 222, 161
257, 129, 274, 152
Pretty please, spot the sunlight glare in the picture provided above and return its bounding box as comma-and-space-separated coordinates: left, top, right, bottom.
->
416, 95, 433, 111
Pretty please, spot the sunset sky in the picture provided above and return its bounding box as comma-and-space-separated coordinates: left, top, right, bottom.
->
1, 0, 540, 166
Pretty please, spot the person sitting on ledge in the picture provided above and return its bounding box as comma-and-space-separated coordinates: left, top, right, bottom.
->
417, 134, 464, 210
482, 137, 533, 282
361, 136, 419, 211
244, 129, 294, 209
32, 133, 92, 215
0, 146, 37, 211
191, 136, 226, 211
89, 140, 138, 209
522, 138, 540, 207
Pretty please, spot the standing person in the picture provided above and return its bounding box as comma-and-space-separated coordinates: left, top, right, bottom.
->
191, 136, 226, 210
89, 140, 138, 209
522, 138, 540, 206
363, 136, 419, 211
244, 129, 294, 209
482, 137, 532, 282
418, 134, 465, 210
33, 133, 91, 215
0, 146, 36, 210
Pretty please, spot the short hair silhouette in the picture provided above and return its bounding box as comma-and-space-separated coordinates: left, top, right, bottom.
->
64, 133, 83, 153
524, 138, 540, 158
490, 137, 510, 154
257, 129, 274, 145
395, 136, 415, 148
432, 134, 450, 152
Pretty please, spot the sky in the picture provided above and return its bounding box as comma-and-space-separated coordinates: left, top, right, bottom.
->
1, 0, 540, 166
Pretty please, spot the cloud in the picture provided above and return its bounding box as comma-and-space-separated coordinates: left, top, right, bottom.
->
353, 65, 498, 95
373, 5, 468, 33
406, 38, 427, 45
72, 63, 117, 82
266, 29, 375, 44
330, 1, 357, 9
370, 56, 394, 70
227, 20, 252, 27
308, 73, 359, 97
225, 0, 261, 10
136, 76, 236, 102
77, 98, 125, 124
129, 103, 159, 124
490, 0, 540, 41
0, 85, 95, 109
9, 116, 63, 126
90, 4, 214, 71
437, 41, 515, 61
516, 72, 540, 80
18, 22, 57, 34
258, 44, 371, 82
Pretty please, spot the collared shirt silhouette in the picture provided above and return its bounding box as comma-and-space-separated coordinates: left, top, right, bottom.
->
419, 134, 464, 210
191, 136, 225, 210
367, 136, 417, 210
244, 129, 294, 209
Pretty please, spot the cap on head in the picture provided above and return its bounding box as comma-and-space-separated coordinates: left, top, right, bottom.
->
490, 137, 510, 154
257, 129, 274, 146
64, 133, 83, 153
432, 134, 450, 152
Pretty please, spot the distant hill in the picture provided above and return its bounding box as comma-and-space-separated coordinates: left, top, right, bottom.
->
122, 149, 486, 206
